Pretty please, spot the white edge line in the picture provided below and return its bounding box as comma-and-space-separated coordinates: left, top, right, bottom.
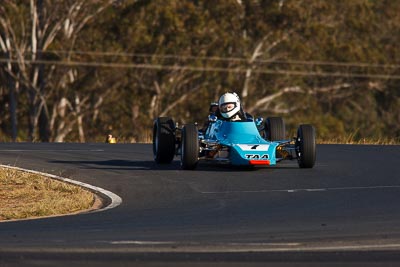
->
110, 241, 177, 245
105, 241, 400, 252
201, 185, 400, 194
0, 164, 122, 213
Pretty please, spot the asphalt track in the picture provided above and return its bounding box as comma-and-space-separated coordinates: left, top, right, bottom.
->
0, 143, 400, 266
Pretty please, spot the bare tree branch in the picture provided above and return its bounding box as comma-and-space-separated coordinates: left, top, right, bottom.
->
247, 86, 303, 114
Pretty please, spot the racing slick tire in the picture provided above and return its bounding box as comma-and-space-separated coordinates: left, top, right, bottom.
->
181, 123, 199, 170
265, 117, 286, 141
296, 124, 316, 168
153, 117, 176, 164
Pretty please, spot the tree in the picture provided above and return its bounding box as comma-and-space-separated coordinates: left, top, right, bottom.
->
0, 0, 115, 142
1, 0, 399, 142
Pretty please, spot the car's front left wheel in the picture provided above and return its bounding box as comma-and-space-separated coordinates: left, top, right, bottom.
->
296, 124, 316, 168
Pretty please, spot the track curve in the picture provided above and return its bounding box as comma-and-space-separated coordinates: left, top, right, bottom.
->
0, 143, 399, 266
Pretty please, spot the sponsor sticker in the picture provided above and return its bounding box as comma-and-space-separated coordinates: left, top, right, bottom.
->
245, 154, 269, 159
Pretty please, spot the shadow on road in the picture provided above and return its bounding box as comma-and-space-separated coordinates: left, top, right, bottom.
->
48, 159, 297, 172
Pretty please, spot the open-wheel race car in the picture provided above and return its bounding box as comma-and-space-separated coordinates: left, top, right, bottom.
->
152, 115, 316, 170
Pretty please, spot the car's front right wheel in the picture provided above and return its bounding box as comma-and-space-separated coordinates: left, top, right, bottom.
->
181, 124, 199, 170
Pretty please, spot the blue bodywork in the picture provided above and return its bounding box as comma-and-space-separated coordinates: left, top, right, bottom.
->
204, 120, 283, 166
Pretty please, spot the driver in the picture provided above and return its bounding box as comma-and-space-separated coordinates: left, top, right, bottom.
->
218, 92, 247, 121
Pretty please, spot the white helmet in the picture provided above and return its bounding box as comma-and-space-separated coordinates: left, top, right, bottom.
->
218, 92, 241, 119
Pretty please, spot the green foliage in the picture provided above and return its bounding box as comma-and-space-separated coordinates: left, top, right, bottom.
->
0, 0, 399, 142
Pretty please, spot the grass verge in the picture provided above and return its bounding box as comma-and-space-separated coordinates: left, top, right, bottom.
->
318, 137, 400, 145
0, 167, 96, 221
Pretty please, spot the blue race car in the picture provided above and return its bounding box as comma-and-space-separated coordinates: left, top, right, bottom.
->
153, 115, 316, 170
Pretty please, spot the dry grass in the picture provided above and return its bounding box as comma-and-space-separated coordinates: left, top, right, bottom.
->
318, 135, 400, 145
0, 167, 95, 221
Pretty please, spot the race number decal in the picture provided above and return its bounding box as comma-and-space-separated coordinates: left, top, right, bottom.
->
237, 144, 270, 151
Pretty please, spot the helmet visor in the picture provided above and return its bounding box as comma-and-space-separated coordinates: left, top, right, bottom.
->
220, 102, 236, 113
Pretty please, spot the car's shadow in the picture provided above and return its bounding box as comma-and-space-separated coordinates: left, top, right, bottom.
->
49, 158, 299, 172
49, 159, 177, 171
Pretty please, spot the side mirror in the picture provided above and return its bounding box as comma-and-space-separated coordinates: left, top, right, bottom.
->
208, 114, 218, 122
255, 117, 263, 126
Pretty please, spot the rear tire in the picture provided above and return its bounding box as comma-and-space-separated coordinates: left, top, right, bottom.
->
296, 124, 316, 168
153, 117, 176, 164
181, 124, 199, 170
265, 117, 286, 141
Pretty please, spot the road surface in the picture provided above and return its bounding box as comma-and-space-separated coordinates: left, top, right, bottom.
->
0, 143, 399, 266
